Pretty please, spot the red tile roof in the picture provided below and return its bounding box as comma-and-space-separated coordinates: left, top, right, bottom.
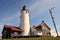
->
4, 25, 22, 32
34, 23, 51, 30
34, 25, 42, 29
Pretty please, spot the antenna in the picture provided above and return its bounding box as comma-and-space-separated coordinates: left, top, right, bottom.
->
49, 7, 59, 37
49, 7, 55, 11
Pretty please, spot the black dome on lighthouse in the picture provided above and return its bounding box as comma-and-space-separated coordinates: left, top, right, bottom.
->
22, 5, 26, 10
21, 5, 28, 11
21, 5, 29, 12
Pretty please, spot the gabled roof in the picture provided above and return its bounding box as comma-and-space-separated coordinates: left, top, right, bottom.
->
34, 25, 42, 29
34, 21, 51, 30
4, 25, 22, 32
42, 23, 51, 30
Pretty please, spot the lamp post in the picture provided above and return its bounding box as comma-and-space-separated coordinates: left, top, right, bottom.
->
49, 7, 59, 36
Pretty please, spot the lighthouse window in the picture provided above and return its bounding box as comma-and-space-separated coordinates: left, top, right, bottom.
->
26, 11, 27, 13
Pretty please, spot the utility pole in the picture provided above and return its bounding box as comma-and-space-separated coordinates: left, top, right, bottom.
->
49, 7, 59, 37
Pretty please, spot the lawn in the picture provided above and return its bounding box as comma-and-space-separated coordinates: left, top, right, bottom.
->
1, 37, 60, 40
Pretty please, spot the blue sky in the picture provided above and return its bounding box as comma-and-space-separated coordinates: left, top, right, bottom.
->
0, 0, 60, 36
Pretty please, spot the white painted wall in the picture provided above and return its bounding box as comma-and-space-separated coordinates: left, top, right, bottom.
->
37, 31, 42, 36
20, 10, 30, 36
31, 27, 42, 36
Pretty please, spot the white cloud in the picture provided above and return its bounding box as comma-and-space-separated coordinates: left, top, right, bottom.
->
29, 0, 56, 18
0, 11, 20, 33
1, 12, 20, 21
1, 11, 20, 24
0, 24, 4, 34
56, 24, 60, 31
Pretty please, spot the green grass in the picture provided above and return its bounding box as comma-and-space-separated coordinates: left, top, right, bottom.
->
1, 37, 60, 40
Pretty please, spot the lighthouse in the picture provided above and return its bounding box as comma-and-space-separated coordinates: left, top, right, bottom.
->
20, 5, 30, 36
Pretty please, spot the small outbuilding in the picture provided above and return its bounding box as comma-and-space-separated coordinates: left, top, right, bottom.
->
2, 25, 22, 38
30, 21, 51, 36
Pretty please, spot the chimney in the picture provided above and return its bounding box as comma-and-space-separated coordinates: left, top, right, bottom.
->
42, 21, 44, 23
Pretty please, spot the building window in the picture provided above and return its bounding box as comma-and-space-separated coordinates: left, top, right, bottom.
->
42, 27, 48, 30
14, 32, 18, 36
37, 29, 41, 31
47, 32, 51, 36
42, 27, 45, 30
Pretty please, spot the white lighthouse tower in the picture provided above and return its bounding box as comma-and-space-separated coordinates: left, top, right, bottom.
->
20, 5, 30, 36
